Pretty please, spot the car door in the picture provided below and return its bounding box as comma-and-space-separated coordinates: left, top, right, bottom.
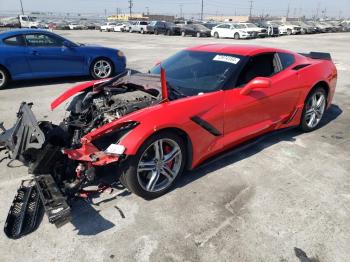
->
216, 24, 231, 37
24, 33, 85, 77
223, 52, 302, 148
1, 34, 32, 80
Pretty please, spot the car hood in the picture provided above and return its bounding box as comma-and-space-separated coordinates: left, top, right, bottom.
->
51, 72, 162, 110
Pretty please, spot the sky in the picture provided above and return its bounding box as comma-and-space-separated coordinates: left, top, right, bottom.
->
0, 0, 349, 18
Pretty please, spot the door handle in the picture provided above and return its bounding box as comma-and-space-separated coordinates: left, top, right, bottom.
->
31, 50, 39, 55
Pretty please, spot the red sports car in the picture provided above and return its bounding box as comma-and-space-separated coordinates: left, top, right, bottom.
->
0, 44, 337, 237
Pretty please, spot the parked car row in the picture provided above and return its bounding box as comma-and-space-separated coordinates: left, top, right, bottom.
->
98, 19, 350, 39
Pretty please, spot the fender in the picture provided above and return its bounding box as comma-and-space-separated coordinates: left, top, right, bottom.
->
50, 78, 110, 110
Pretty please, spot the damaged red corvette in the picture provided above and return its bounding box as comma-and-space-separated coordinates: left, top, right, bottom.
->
0, 44, 337, 238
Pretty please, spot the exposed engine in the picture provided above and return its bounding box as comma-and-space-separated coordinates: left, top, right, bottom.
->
60, 74, 162, 148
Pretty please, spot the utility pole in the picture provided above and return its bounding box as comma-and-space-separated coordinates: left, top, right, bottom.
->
316, 2, 320, 20
179, 4, 183, 19
248, 0, 253, 20
286, 2, 290, 19
146, 7, 149, 15
19, 0, 24, 15
200, 0, 204, 21
128, 0, 133, 19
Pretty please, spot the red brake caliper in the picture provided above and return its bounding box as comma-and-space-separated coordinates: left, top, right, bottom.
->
164, 145, 174, 168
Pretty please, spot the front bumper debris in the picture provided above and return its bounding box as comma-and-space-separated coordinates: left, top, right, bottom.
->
0, 102, 45, 163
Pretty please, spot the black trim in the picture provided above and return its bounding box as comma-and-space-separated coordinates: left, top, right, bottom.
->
190, 116, 222, 136
292, 64, 311, 70
299, 52, 332, 61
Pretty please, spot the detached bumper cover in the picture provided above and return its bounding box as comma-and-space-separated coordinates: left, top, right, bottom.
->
0, 102, 45, 163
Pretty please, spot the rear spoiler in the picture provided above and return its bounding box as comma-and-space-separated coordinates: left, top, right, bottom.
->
299, 52, 332, 61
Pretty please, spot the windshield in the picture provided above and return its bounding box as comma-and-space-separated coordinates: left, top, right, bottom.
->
272, 21, 283, 25
194, 24, 209, 30
234, 24, 246, 29
246, 23, 256, 28
150, 50, 245, 97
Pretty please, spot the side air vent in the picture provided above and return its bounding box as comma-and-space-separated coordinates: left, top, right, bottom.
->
292, 64, 311, 70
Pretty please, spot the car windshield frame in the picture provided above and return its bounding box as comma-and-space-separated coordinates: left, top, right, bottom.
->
150, 50, 246, 97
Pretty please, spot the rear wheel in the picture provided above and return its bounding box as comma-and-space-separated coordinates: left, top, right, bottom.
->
181, 31, 186, 37
166, 30, 171, 36
154, 29, 159, 35
0, 67, 9, 90
299, 87, 327, 132
234, 33, 240, 39
214, 32, 219, 38
140, 28, 144, 34
90, 58, 113, 79
120, 131, 186, 199
196, 32, 201, 37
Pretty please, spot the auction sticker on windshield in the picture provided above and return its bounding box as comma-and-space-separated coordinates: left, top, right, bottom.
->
213, 55, 240, 64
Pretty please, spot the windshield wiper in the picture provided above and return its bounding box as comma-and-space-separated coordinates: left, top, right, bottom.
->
167, 82, 187, 99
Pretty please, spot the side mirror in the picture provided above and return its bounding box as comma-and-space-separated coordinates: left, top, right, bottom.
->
63, 40, 74, 48
239, 77, 271, 95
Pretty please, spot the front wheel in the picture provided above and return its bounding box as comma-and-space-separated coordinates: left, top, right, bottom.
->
214, 32, 219, 38
234, 33, 240, 39
119, 132, 186, 199
90, 58, 113, 79
181, 31, 186, 37
196, 32, 201, 37
0, 67, 9, 90
299, 87, 327, 132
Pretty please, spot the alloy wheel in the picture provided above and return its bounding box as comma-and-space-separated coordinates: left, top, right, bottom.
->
305, 91, 326, 128
0, 70, 4, 87
93, 60, 112, 78
137, 138, 182, 192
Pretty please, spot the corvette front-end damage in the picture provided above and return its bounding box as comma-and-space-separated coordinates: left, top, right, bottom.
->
0, 72, 162, 238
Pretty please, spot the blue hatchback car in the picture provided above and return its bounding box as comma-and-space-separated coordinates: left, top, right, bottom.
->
0, 29, 126, 89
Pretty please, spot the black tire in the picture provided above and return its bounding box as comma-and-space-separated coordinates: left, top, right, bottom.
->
214, 32, 219, 38
90, 58, 114, 79
140, 28, 144, 34
166, 30, 171, 36
119, 131, 186, 199
154, 29, 158, 35
196, 32, 201, 37
234, 33, 240, 39
0, 66, 10, 90
287, 29, 292, 35
181, 31, 186, 37
299, 87, 327, 132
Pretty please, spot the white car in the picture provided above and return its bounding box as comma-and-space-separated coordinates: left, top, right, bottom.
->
237, 23, 268, 38
211, 23, 254, 39
100, 22, 117, 32
68, 23, 83, 30
113, 23, 127, 32
269, 21, 301, 35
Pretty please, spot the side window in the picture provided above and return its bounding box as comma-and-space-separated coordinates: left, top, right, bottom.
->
236, 53, 275, 86
3, 35, 25, 46
25, 34, 63, 47
278, 52, 295, 69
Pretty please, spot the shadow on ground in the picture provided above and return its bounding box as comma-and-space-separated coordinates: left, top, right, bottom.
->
175, 104, 342, 190
5, 76, 91, 90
